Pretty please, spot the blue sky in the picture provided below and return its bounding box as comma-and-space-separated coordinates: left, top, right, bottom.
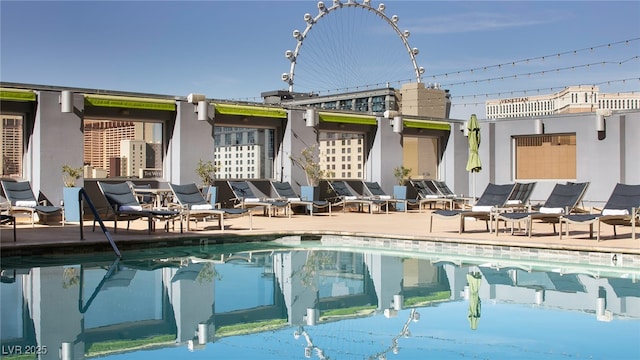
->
1, 0, 639, 120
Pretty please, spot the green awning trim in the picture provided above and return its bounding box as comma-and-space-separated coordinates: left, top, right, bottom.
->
84, 94, 176, 111
403, 119, 451, 131
318, 112, 377, 125
213, 103, 287, 118
0, 88, 36, 102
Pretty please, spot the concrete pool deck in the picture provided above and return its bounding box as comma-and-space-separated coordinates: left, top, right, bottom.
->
1, 208, 638, 257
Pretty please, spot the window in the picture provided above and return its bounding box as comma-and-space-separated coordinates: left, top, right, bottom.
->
514, 134, 576, 179
1, 115, 24, 177
83, 119, 163, 178
319, 131, 365, 180
402, 136, 439, 180
355, 98, 368, 112
372, 96, 385, 112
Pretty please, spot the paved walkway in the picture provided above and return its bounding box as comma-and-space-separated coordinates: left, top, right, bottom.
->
1, 208, 638, 256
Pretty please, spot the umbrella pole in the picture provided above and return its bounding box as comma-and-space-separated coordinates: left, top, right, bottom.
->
472, 172, 476, 205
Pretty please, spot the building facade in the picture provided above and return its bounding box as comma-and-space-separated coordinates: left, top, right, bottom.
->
0, 82, 638, 210
486, 85, 640, 119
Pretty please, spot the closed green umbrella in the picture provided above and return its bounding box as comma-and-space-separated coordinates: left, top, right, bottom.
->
467, 272, 482, 330
465, 114, 482, 202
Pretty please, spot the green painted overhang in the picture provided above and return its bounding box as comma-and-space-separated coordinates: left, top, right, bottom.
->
213, 103, 287, 118
84, 94, 176, 111
0, 88, 36, 102
403, 119, 451, 131
318, 112, 377, 125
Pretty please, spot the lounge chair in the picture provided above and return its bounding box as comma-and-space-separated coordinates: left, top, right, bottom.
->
408, 180, 454, 211
505, 182, 537, 210
169, 182, 252, 231
1, 196, 16, 241
271, 181, 331, 216
96, 181, 182, 234
494, 182, 590, 237
429, 183, 516, 234
427, 180, 472, 208
126, 181, 155, 207
1, 180, 63, 227
328, 180, 389, 214
362, 181, 407, 212
228, 180, 290, 217
559, 183, 640, 241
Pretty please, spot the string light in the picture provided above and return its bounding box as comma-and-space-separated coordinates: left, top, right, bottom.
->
226, 38, 639, 103
451, 78, 639, 105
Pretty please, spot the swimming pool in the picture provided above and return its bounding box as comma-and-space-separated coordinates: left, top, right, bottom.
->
1, 235, 639, 359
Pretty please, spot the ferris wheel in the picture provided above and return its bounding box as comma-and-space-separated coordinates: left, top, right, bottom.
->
282, 0, 425, 94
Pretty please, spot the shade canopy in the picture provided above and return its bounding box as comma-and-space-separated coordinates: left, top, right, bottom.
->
466, 114, 482, 173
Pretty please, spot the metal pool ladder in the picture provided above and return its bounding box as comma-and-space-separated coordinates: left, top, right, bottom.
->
77, 188, 122, 258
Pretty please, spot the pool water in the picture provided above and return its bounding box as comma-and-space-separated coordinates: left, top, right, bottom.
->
1, 236, 639, 359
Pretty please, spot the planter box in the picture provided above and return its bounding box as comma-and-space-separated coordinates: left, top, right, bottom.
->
63, 187, 82, 222
300, 186, 319, 212
206, 186, 218, 206
393, 185, 407, 212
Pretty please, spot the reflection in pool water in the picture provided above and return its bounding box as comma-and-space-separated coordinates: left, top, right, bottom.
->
1, 236, 639, 359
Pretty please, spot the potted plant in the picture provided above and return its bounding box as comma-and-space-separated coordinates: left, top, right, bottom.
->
62, 164, 84, 222
291, 144, 327, 203
393, 165, 411, 211
196, 159, 219, 205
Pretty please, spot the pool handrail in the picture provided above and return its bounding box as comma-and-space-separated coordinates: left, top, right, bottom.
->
78, 187, 122, 257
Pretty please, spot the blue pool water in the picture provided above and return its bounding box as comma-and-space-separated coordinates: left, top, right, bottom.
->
1, 235, 639, 359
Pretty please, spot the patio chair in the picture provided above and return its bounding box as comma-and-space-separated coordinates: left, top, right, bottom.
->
328, 180, 389, 214
96, 181, 182, 234
169, 182, 252, 231
228, 180, 290, 217
408, 180, 454, 212
1, 180, 63, 227
494, 182, 590, 237
559, 183, 640, 241
270, 181, 331, 216
362, 181, 407, 212
429, 183, 516, 234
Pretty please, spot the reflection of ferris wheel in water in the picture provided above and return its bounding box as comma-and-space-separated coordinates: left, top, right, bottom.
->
282, 0, 425, 94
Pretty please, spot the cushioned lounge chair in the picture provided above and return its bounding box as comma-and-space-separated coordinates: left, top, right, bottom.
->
228, 180, 290, 217
408, 180, 454, 211
362, 181, 407, 212
559, 183, 640, 241
169, 182, 252, 231
495, 182, 590, 237
1, 180, 63, 227
97, 181, 182, 234
271, 181, 331, 216
429, 183, 516, 234
328, 180, 389, 214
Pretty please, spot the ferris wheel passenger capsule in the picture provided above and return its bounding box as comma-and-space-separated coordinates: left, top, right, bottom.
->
412, 47, 419, 55
285, 50, 295, 60
304, 13, 314, 24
